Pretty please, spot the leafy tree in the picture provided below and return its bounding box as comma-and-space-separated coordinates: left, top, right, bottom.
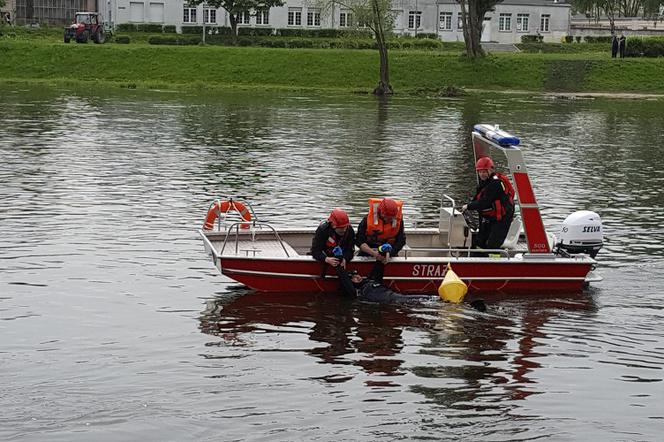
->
642, 0, 663, 16
317, 0, 396, 95
0, 0, 5, 8
458, 0, 503, 58
188, 0, 284, 43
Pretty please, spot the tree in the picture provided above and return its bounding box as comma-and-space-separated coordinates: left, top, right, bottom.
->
188, 0, 284, 44
317, 0, 395, 95
458, 0, 503, 58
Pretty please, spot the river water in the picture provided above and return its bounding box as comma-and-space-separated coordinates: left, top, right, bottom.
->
1, 85, 663, 441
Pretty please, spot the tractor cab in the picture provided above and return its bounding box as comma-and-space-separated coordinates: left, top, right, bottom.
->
64, 12, 107, 44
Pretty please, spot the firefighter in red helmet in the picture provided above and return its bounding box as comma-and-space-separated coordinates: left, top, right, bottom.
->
461, 156, 515, 254
311, 208, 356, 268
356, 197, 406, 262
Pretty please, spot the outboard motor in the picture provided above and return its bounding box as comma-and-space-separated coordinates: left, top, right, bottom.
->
557, 210, 603, 258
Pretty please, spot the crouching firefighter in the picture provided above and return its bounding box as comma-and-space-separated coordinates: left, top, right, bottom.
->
356, 197, 406, 263
461, 156, 515, 254
311, 208, 356, 278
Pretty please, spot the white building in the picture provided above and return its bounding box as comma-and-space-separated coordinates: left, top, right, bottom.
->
100, 0, 570, 44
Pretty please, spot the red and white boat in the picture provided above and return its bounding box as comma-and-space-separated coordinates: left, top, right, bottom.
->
199, 125, 603, 295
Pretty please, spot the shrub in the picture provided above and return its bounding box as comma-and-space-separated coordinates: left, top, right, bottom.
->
575, 36, 582, 43
238, 27, 274, 36
116, 23, 137, 32
386, 40, 402, 49
147, 35, 200, 45
163, 25, 176, 34
413, 38, 443, 50
115, 35, 130, 44
521, 34, 543, 43
625, 36, 664, 57
181, 25, 203, 34
136, 23, 163, 33
584, 36, 612, 43
416, 33, 438, 39
564, 35, 573, 43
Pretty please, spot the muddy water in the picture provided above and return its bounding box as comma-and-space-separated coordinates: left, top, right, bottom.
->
1, 86, 663, 441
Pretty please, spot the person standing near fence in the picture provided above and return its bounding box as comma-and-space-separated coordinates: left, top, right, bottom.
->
611, 35, 619, 58
619, 35, 626, 58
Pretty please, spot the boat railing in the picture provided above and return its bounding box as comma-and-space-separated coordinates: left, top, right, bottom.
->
219, 221, 293, 257
403, 246, 511, 259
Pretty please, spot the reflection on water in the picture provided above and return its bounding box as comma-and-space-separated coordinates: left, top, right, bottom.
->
2, 85, 664, 440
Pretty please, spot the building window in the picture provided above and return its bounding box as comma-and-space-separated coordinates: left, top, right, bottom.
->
236, 10, 250, 25
203, 8, 216, 24
339, 10, 353, 27
439, 12, 452, 31
288, 7, 302, 26
307, 8, 321, 26
408, 11, 421, 30
183, 7, 196, 23
540, 14, 550, 32
499, 13, 511, 32
516, 13, 529, 32
256, 9, 269, 25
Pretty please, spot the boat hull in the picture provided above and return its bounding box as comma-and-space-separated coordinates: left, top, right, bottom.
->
217, 256, 594, 295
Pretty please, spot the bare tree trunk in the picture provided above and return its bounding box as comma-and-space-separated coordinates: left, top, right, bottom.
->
459, 0, 472, 55
371, 0, 393, 95
229, 14, 238, 45
460, 0, 485, 58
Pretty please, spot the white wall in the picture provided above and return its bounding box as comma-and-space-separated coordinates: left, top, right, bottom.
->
104, 0, 571, 44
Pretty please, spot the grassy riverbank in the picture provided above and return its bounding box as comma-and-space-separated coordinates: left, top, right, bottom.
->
2, 40, 664, 95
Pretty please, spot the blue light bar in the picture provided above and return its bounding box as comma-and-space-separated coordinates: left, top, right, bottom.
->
473, 124, 520, 146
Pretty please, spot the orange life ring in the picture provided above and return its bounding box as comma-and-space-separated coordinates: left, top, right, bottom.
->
203, 200, 252, 230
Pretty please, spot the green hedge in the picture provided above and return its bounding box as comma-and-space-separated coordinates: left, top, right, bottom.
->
146, 34, 446, 50
275, 28, 372, 38
148, 35, 201, 45
625, 36, 664, 57
115, 35, 131, 44
181, 25, 203, 34
116, 23, 173, 33
521, 35, 544, 43
416, 33, 437, 39
517, 42, 610, 53
584, 36, 613, 43
238, 27, 273, 36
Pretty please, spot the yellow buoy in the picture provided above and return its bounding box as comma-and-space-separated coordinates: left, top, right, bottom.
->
438, 265, 468, 304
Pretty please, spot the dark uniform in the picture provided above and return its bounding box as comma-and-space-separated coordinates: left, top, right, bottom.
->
337, 262, 428, 303
467, 173, 514, 252
310, 221, 356, 264
355, 216, 406, 256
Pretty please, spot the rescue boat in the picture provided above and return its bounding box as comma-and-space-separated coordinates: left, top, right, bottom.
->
198, 124, 603, 295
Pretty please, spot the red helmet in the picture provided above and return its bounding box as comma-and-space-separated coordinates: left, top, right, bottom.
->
378, 198, 399, 218
475, 156, 494, 171
328, 208, 350, 228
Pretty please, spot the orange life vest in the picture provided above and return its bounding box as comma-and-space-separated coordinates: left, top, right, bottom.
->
476, 173, 515, 221
365, 198, 404, 245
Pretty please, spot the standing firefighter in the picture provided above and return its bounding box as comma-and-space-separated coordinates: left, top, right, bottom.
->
462, 157, 515, 254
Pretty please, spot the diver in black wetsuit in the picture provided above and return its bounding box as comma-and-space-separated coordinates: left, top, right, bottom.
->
337, 262, 487, 311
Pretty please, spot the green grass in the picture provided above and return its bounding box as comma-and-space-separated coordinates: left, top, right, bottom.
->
1, 39, 664, 94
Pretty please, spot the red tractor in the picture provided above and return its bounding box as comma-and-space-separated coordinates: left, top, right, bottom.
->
64, 12, 107, 44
